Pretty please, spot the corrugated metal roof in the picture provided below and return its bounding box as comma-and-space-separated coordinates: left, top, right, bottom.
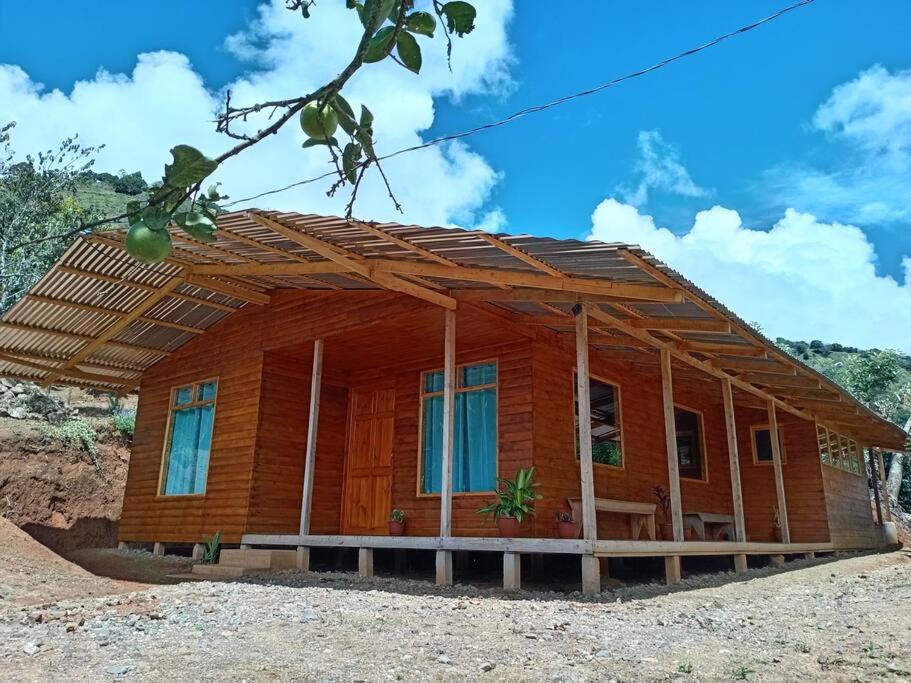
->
0, 209, 905, 449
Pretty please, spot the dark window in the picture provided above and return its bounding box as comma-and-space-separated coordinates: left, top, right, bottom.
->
675, 407, 704, 480
574, 374, 622, 467
753, 426, 785, 464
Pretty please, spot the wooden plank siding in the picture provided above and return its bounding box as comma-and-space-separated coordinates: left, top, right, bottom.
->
119, 290, 852, 548
821, 463, 879, 549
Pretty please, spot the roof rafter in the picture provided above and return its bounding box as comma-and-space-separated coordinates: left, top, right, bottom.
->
27, 294, 206, 335
475, 232, 565, 277
0, 351, 139, 388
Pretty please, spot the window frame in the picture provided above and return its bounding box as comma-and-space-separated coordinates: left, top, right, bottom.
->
416, 358, 499, 498
674, 403, 708, 483
817, 421, 864, 477
750, 424, 787, 466
157, 376, 219, 498
572, 368, 625, 471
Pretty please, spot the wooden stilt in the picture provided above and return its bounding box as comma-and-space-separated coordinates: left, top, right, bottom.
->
803, 552, 815, 560
733, 554, 748, 574
769, 554, 785, 568
581, 555, 601, 595
117, 541, 128, 551
153, 542, 165, 557
192, 543, 204, 561
436, 550, 453, 586
664, 555, 682, 585
767, 402, 790, 544
503, 552, 521, 591
296, 546, 310, 571
299, 339, 324, 536
660, 349, 684, 541
574, 306, 597, 543
358, 548, 374, 578
722, 378, 747, 542
240, 544, 251, 550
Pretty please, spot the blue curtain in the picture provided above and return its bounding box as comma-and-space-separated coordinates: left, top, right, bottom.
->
421, 373, 496, 494
163, 403, 214, 495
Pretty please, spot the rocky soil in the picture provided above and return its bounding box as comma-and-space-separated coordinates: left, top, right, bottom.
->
1, 547, 909, 681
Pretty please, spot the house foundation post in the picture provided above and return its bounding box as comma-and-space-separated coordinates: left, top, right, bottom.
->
436, 550, 453, 585
117, 541, 128, 551
358, 548, 374, 578
296, 546, 310, 571
191, 543, 204, 561
733, 554, 748, 574
769, 554, 785, 568
152, 542, 165, 557
503, 552, 521, 591
581, 555, 600, 595
664, 556, 682, 585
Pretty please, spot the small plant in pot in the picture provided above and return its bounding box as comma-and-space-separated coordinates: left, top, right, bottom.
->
477, 467, 542, 537
555, 510, 577, 539
389, 508, 406, 536
653, 485, 673, 541
772, 506, 783, 542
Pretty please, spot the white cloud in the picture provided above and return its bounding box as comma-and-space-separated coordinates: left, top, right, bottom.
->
589, 198, 911, 353
619, 130, 708, 207
764, 65, 911, 225
0, 0, 514, 228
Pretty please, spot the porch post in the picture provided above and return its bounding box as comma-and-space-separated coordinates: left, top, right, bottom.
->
574, 306, 600, 595
767, 401, 790, 544
436, 309, 456, 586
297, 338, 323, 570
721, 378, 746, 542
866, 444, 883, 525
875, 447, 893, 523
660, 349, 683, 585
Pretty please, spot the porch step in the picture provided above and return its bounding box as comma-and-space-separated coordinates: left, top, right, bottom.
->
190, 564, 252, 578
217, 549, 298, 570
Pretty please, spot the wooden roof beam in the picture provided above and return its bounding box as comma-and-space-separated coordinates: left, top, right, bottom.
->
475, 233, 565, 277
42, 276, 185, 387
26, 295, 207, 335
737, 372, 822, 389
0, 352, 139, 388
630, 318, 732, 333
353, 221, 459, 266
0, 320, 170, 357
676, 341, 766, 357
711, 356, 796, 375
185, 275, 271, 305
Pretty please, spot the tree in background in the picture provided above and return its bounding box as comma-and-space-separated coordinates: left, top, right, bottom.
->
0, 122, 100, 313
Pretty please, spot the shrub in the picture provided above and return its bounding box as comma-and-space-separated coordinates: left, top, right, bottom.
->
110, 410, 136, 439
43, 419, 100, 470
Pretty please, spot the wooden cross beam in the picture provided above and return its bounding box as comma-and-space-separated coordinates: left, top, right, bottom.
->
0, 351, 139, 388
27, 294, 207, 335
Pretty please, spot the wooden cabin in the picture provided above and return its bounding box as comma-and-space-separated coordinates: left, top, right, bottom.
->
0, 210, 905, 592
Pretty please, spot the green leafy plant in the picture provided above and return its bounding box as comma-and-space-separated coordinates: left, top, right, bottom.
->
202, 530, 222, 564
43, 419, 100, 470
733, 665, 755, 680
676, 662, 694, 674
390, 508, 406, 523
110, 410, 136, 439
477, 467, 542, 523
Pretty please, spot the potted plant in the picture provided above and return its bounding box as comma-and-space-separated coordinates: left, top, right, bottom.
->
477, 467, 542, 537
653, 485, 673, 541
772, 506, 782, 542
555, 510, 577, 539
389, 508, 406, 536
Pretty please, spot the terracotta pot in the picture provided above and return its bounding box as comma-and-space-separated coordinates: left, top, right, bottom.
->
773, 527, 783, 543
659, 523, 674, 541
556, 520, 577, 539
497, 516, 521, 537
388, 520, 405, 536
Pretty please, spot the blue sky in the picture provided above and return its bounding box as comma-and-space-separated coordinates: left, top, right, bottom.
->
1, 1, 910, 349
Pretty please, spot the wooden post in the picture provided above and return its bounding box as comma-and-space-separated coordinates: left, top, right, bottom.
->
664, 556, 681, 585
191, 543, 204, 561
575, 306, 600, 596
358, 548, 374, 578
436, 310, 456, 586
867, 445, 883, 525
733, 554, 748, 574
117, 541, 128, 551
153, 542, 165, 557
660, 349, 684, 541
503, 552, 521, 591
767, 401, 790, 544
721, 378, 746, 542
296, 546, 310, 571
769, 554, 785, 568
876, 448, 893, 522
299, 339, 324, 537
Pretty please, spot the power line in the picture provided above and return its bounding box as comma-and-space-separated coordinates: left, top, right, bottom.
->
223, 0, 816, 208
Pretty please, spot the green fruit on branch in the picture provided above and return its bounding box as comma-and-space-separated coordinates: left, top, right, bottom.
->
300, 102, 338, 140
125, 223, 172, 264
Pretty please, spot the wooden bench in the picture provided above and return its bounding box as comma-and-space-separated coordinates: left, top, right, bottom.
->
567, 497, 657, 540
683, 512, 735, 541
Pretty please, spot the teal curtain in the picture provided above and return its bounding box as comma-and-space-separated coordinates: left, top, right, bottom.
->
421, 364, 496, 494
163, 402, 215, 495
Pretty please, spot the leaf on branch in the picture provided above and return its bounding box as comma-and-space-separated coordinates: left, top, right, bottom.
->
302, 136, 339, 148
396, 31, 422, 73
362, 0, 397, 31
141, 205, 171, 231
331, 95, 359, 136
174, 210, 217, 243
363, 26, 397, 63
126, 200, 142, 226
343, 143, 362, 184
406, 11, 436, 37
163, 145, 218, 189
360, 105, 374, 128
442, 1, 476, 37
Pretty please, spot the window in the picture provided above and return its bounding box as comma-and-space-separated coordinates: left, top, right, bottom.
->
573, 373, 622, 467
818, 423, 863, 476
675, 407, 705, 480
160, 380, 217, 496
420, 362, 497, 494
752, 425, 787, 464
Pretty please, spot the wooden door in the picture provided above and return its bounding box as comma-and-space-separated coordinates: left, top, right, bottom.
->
341, 385, 395, 534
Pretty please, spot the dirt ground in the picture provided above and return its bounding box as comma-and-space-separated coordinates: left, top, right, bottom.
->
1, 529, 909, 681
